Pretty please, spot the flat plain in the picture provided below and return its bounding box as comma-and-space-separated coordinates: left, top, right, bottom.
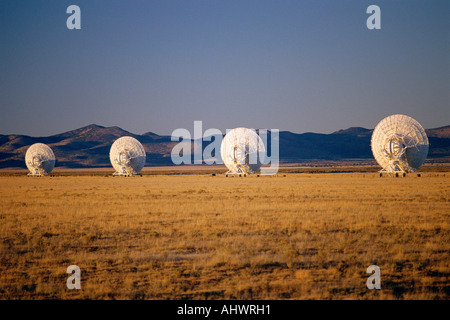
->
0, 170, 448, 299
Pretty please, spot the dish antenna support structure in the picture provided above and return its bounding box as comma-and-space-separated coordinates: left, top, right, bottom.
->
110, 136, 146, 176
371, 114, 429, 173
220, 127, 265, 176
25, 143, 56, 176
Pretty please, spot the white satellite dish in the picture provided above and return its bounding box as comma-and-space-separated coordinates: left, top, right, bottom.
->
371, 114, 429, 173
25, 143, 56, 176
220, 127, 265, 175
109, 136, 146, 176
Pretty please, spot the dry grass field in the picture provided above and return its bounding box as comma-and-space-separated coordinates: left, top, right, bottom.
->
0, 171, 449, 300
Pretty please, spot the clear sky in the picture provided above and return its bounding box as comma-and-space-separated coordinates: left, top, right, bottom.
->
1, 0, 448, 136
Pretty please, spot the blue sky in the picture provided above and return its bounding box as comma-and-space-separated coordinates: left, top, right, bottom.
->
1, 0, 448, 136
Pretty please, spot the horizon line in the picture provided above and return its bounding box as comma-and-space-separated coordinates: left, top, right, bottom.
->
1, 123, 449, 138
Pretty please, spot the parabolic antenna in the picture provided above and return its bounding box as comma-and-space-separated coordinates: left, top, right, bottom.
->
25, 143, 56, 176
220, 127, 265, 175
371, 114, 429, 173
109, 136, 146, 176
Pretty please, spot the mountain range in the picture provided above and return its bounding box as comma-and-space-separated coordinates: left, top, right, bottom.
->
0, 124, 449, 169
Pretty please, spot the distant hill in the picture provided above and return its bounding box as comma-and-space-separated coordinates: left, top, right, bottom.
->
332, 127, 372, 136
0, 124, 449, 169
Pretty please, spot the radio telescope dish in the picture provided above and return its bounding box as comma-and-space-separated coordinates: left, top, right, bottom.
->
110, 136, 146, 176
220, 127, 265, 175
25, 143, 56, 176
371, 114, 429, 173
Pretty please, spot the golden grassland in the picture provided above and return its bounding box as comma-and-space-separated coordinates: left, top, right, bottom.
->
0, 171, 449, 299
2, 161, 450, 176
